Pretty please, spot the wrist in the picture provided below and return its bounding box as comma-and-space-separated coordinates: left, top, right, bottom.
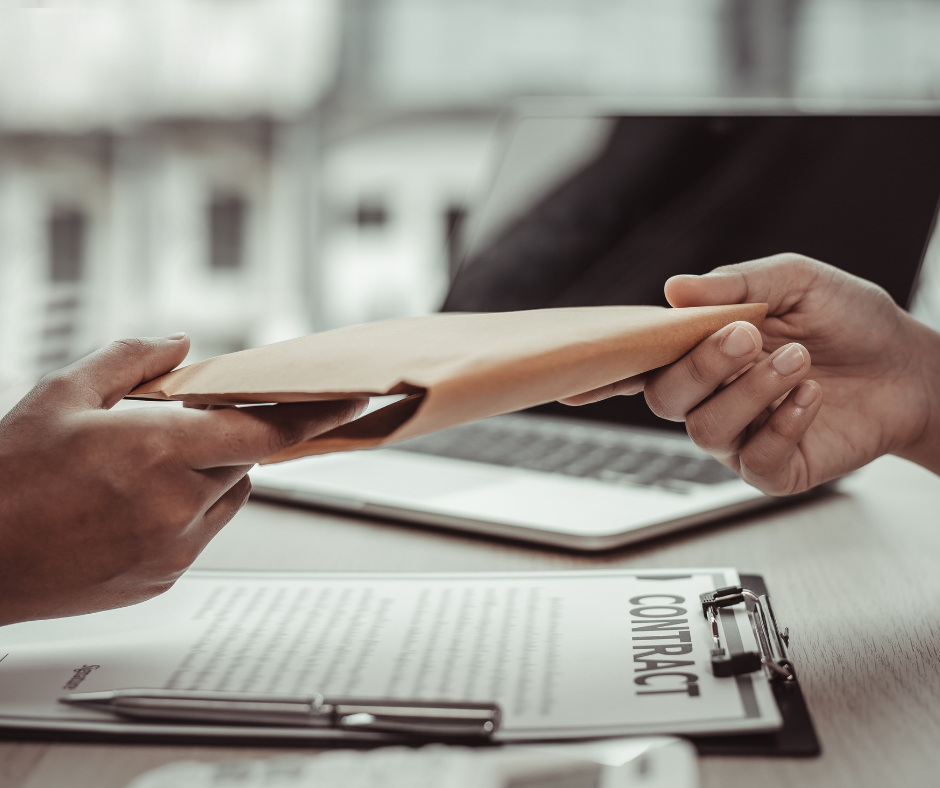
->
892, 312, 940, 475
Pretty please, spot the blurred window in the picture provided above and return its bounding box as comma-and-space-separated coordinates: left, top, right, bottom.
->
48, 207, 87, 283
354, 199, 389, 229
209, 193, 247, 271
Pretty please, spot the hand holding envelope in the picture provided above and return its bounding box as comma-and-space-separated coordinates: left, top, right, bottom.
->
130, 304, 767, 463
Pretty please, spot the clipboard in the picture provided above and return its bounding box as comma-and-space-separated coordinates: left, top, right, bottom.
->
689, 574, 820, 757
0, 569, 818, 754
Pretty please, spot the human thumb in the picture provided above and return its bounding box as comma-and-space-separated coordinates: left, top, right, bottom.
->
49, 334, 190, 410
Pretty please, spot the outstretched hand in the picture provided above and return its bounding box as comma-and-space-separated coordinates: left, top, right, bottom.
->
0, 335, 362, 626
562, 254, 940, 495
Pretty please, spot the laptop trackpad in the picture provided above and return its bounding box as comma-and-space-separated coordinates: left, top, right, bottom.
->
258, 451, 506, 501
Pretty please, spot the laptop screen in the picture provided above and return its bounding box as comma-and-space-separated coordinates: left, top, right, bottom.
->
443, 113, 940, 431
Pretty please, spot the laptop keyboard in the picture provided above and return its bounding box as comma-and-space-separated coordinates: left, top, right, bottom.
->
393, 417, 738, 493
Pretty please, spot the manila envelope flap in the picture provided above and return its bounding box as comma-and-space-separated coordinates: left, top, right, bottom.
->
129, 304, 766, 463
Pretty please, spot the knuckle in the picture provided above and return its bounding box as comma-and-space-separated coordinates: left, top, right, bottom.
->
613, 374, 646, 396
37, 368, 66, 388
764, 251, 813, 271
237, 474, 253, 503
219, 410, 307, 461
156, 524, 199, 560
227, 476, 253, 516
64, 417, 103, 455
204, 477, 252, 532
166, 543, 201, 574
710, 260, 750, 277
766, 410, 801, 444
151, 483, 205, 537
738, 440, 803, 497
683, 350, 712, 388
138, 428, 178, 472
212, 507, 240, 531
643, 383, 681, 420
773, 253, 826, 282
644, 351, 723, 422
129, 490, 205, 552
266, 421, 305, 456
736, 361, 783, 401
739, 459, 797, 497
739, 440, 777, 480
161, 504, 201, 539
774, 251, 811, 266
100, 338, 155, 378
110, 337, 149, 357
221, 502, 245, 528
148, 579, 182, 600
684, 409, 724, 452
35, 369, 80, 400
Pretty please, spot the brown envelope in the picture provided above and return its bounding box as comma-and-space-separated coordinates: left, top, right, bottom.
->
129, 304, 766, 463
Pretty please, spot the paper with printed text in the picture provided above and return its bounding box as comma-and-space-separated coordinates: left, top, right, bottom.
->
0, 568, 780, 740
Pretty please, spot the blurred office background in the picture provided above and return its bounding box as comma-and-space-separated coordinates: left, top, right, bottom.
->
2, 0, 940, 392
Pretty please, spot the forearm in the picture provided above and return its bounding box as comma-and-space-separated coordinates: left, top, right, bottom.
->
891, 313, 940, 476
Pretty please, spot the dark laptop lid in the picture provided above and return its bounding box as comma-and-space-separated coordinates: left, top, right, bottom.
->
443, 111, 940, 431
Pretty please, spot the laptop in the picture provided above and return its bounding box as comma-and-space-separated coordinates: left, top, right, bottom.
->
251, 102, 940, 550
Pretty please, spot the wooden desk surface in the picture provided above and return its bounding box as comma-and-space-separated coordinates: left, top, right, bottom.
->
4, 455, 940, 788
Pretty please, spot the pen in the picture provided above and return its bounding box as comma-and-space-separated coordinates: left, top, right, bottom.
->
60, 689, 501, 739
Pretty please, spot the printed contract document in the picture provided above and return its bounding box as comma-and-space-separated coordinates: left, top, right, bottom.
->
0, 569, 782, 740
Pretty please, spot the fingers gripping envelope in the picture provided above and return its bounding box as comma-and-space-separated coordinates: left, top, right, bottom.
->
128, 304, 767, 464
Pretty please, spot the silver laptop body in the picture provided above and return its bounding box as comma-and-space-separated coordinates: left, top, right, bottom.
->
252, 101, 940, 550
251, 412, 770, 550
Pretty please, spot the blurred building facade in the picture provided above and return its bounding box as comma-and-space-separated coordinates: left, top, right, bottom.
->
2, 0, 940, 392
0, 0, 337, 383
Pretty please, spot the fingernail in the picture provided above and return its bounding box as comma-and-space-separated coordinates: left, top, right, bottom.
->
720, 325, 756, 358
794, 382, 818, 408
772, 344, 805, 376
164, 332, 187, 341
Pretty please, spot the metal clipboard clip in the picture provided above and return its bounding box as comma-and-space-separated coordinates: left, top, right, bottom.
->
699, 585, 795, 682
